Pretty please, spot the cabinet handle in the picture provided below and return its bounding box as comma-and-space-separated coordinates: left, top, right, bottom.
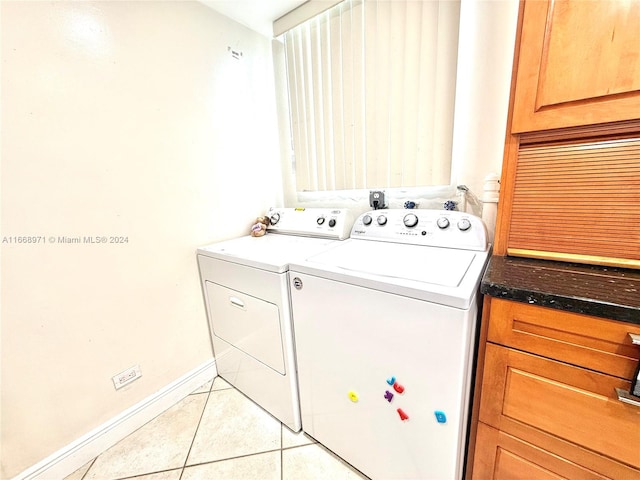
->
229, 296, 246, 309
615, 388, 640, 408
629, 333, 640, 345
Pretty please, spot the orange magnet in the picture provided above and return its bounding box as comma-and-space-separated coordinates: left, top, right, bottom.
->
348, 390, 359, 402
397, 408, 409, 421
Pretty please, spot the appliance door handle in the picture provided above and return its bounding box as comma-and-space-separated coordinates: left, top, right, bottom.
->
629, 333, 640, 345
229, 296, 246, 310
615, 388, 640, 408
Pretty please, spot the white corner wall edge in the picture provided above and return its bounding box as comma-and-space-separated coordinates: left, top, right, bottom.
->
12, 360, 217, 480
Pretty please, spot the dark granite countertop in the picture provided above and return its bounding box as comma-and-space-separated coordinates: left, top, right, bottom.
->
481, 255, 640, 325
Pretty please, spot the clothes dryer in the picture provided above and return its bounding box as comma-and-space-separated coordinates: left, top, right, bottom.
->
197, 207, 353, 432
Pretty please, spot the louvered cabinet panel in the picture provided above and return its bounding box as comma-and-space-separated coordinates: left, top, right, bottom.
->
507, 137, 640, 267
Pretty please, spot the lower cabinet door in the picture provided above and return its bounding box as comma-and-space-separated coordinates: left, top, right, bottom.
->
473, 422, 638, 480
476, 343, 640, 477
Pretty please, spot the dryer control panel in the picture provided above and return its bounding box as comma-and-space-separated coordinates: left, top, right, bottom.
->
351, 209, 487, 251
266, 207, 354, 240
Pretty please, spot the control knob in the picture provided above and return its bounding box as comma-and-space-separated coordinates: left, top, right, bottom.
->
403, 213, 418, 228
362, 214, 372, 226
377, 215, 387, 226
436, 217, 450, 229
329, 218, 336, 227
436, 217, 449, 230
270, 212, 280, 225
317, 216, 325, 225
457, 218, 471, 231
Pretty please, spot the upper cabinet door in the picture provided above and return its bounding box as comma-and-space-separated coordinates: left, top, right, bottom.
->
512, 0, 640, 133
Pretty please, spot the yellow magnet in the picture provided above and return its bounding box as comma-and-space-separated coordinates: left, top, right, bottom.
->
348, 390, 359, 402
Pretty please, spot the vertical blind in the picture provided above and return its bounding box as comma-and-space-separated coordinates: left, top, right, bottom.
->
283, 0, 460, 192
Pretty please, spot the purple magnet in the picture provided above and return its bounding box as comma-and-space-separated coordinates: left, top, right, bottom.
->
384, 390, 394, 402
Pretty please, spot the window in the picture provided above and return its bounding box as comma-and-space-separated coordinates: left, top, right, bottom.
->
281, 0, 461, 194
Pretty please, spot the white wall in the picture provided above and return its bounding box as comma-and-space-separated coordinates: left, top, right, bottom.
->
0, 2, 283, 478
451, 0, 519, 196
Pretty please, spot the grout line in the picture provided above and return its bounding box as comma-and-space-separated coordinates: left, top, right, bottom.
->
178, 388, 213, 480
280, 424, 284, 480
183, 448, 283, 470
78, 457, 97, 480
113, 467, 183, 480
281, 444, 311, 452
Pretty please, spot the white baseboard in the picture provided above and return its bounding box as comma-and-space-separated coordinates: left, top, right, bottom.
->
12, 359, 217, 480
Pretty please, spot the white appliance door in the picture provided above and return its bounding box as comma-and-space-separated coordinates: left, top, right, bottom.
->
206, 281, 285, 374
290, 271, 477, 480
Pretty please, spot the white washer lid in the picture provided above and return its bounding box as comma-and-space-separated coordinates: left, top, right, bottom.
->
306, 240, 475, 287
198, 234, 340, 273
291, 238, 490, 308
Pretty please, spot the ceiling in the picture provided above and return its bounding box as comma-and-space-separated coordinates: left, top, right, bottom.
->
200, 0, 307, 37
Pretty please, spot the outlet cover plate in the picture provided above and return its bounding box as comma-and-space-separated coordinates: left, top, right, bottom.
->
112, 365, 142, 390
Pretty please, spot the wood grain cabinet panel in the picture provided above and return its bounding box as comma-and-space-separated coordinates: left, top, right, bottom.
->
512, 0, 640, 133
473, 422, 637, 480
470, 300, 640, 479
479, 343, 640, 470
488, 298, 640, 379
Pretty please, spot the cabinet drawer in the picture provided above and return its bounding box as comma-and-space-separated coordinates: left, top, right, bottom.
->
472, 422, 638, 480
488, 298, 640, 379
479, 344, 640, 469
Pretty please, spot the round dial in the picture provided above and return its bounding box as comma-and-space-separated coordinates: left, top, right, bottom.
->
316, 216, 325, 225
403, 213, 418, 228
329, 218, 336, 227
270, 213, 280, 225
436, 217, 450, 229
457, 218, 472, 231
362, 214, 372, 226
377, 215, 387, 226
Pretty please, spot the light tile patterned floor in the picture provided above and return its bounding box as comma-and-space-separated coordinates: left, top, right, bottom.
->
65, 377, 369, 480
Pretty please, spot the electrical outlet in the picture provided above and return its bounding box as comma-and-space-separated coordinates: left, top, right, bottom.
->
112, 365, 142, 390
369, 190, 387, 209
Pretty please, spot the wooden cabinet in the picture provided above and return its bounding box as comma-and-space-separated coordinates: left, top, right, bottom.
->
511, 0, 640, 133
473, 2, 640, 476
474, 423, 635, 480
494, 0, 640, 269
487, 298, 640, 379
470, 299, 640, 479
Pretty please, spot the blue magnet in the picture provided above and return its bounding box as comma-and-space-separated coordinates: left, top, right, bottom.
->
434, 411, 447, 423
384, 390, 394, 402
386, 376, 396, 385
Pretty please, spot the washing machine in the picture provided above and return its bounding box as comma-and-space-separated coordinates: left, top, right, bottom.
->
196, 207, 353, 432
289, 209, 490, 479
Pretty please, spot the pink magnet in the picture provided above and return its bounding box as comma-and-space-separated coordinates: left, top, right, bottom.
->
393, 382, 405, 394
397, 408, 409, 421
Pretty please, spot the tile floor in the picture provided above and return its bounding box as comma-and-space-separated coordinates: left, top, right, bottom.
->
64, 377, 369, 480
